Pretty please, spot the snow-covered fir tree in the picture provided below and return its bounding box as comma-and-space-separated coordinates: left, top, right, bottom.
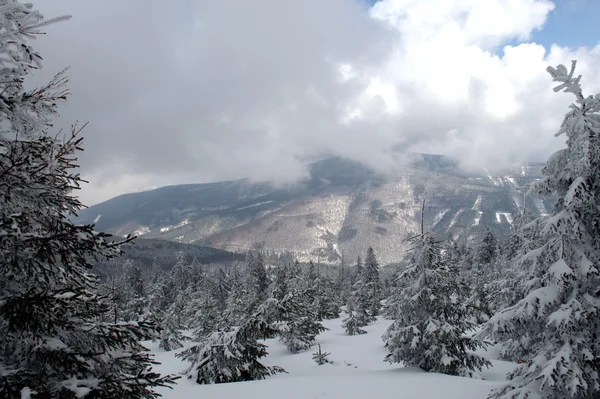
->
269, 262, 327, 352
383, 228, 489, 376
121, 259, 146, 321
245, 252, 269, 314
344, 248, 381, 331
0, 3, 177, 397
335, 258, 353, 305
189, 275, 221, 340
159, 290, 187, 351
212, 268, 231, 312
271, 263, 290, 301
306, 262, 340, 321
341, 302, 368, 335
312, 344, 332, 365
362, 247, 383, 317
275, 288, 327, 353
480, 61, 600, 399
489, 207, 538, 312
476, 229, 500, 266
178, 298, 286, 384
222, 266, 249, 327
353, 255, 363, 284
169, 251, 192, 293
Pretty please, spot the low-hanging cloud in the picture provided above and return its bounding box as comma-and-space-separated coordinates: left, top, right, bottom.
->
29, 0, 600, 204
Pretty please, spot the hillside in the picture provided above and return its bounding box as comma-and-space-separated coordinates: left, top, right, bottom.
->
76, 155, 552, 264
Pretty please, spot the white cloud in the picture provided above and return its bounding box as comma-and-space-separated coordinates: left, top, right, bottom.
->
28, 0, 600, 204
352, 0, 600, 171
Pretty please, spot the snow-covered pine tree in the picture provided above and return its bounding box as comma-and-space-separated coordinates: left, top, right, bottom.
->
287, 260, 304, 292
212, 268, 230, 312
0, 3, 177, 397
305, 261, 339, 321
480, 61, 600, 399
335, 258, 353, 304
476, 229, 500, 266
275, 287, 327, 353
344, 248, 380, 328
312, 344, 332, 365
245, 252, 269, 314
462, 230, 501, 323
222, 266, 249, 327
383, 210, 489, 376
317, 274, 341, 320
353, 255, 363, 284
503, 205, 535, 262
98, 260, 126, 323
121, 259, 146, 321
145, 276, 169, 325
189, 274, 220, 340
188, 256, 204, 290
159, 294, 187, 351
341, 302, 368, 335
169, 251, 192, 293
488, 208, 538, 312
178, 298, 286, 384
271, 263, 289, 301
362, 247, 382, 317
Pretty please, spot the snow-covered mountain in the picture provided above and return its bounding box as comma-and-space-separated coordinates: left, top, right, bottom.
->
76, 155, 551, 265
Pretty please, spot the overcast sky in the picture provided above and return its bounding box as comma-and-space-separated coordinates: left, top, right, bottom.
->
30, 0, 600, 205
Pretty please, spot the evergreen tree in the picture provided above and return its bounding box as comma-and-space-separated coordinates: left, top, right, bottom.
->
353, 255, 363, 284
145, 277, 169, 325
213, 268, 230, 312
0, 4, 177, 397
169, 251, 191, 292
345, 248, 380, 328
222, 267, 248, 327
122, 259, 146, 321
271, 264, 289, 301
489, 207, 538, 312
341, 302, 367, 336
99, 261, 127, 323
189, 276, 220, 340
335, 259, 352, 305
464, 231, 501, 323
276, 288, 327, 353
287, 260, 304, 292
159, 294, 186, 352
480, 61, 600, 399
305, 262, 339, 321
178, 298, 286, 384
316, 274, 341, 320
362, 247, 383, 317
188, 256, 205, 291
383, 231, 489, 376
476, 229, 500, 266
246, 252, 269, 312
312, 344, 332, 365
503, 207, 535, 262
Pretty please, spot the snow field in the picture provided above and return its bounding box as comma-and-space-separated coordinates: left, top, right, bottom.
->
149, 316, 516, 399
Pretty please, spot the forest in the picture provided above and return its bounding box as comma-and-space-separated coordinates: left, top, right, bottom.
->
0, 2, 599, 399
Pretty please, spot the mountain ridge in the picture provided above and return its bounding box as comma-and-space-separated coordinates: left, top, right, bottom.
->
76, 154, 552, 264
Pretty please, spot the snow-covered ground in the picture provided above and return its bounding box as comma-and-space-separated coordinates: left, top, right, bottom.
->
148, 317, 517, 399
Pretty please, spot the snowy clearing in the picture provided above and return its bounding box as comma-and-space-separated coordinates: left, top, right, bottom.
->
148, 317, 514, 399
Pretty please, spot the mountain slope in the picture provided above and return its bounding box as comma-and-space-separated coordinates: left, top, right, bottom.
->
76, 156, 551, 264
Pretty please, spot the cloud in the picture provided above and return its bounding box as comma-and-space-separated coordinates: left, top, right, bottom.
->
28, 0, 600, 204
